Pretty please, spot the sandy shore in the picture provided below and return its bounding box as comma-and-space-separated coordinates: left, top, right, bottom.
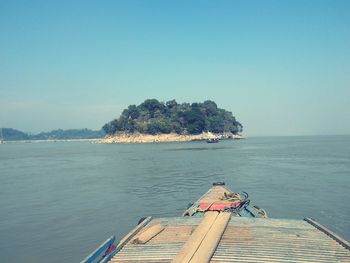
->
98, 132, 244, 144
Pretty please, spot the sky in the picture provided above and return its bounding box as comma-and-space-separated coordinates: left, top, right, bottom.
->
0, 0, 349, 136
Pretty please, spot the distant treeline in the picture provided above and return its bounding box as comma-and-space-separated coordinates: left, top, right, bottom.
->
0, 128, 105, 141
103, 99, 243, 135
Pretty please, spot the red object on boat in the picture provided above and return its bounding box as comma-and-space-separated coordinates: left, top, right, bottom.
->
198, 201, 240, 211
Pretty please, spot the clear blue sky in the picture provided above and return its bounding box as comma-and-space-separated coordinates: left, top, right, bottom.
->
1, 0, 349, 136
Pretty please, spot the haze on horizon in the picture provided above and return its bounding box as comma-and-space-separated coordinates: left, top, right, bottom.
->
0, 0, 349, 137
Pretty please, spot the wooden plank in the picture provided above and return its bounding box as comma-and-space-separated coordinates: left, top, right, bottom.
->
211, 255, 349, 263
172, 211, 219, 263
148, 226, 195, 244
131, 224, 165, 244
228, 217, 312, 229
110, 243, 183, 262
215, 244, 350, 254
183, 185, 235, 216
104, 217, 152, 263
157, 217, 202, 226
116, 217, 152, 247
199, 186, 231, 203
214, 251, 350, 259
212, 252, 350, 261
304, 217, 350, 251
108, 217, 350, 263
190, 212, 231, 263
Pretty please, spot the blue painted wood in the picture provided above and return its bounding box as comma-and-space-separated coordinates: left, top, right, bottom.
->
100, 216, 152, 263
240, 205, 258, 217
238, 209, 251, 217
80, 236, 115, 263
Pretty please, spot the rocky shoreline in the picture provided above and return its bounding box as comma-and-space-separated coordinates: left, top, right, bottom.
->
98, 132, 244, 144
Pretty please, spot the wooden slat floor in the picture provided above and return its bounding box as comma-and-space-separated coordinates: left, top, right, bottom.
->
110, 217, 350, 262
199, 185, 231, 203
182, 185, 244, 217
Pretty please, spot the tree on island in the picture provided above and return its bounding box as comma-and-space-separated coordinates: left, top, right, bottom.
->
102, 99, 243, 135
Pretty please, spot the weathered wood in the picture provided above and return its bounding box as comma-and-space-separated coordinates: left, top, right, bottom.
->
116, 217, 152, 247
148, 226, 195, 244
305, 217, 350, 251
110, 217, 350, 263
183, 185, 243, 216
101, 216, 152, 263
172, 211, 219, 263
131, 224, 165, 244
83, 184, 349, 263
190, 212, 231, 263
199, 186, 231, 203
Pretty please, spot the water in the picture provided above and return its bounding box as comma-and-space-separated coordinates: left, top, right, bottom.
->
0, 136, 349, 262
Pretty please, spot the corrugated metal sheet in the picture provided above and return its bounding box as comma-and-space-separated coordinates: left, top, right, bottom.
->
110, 216, 350, 262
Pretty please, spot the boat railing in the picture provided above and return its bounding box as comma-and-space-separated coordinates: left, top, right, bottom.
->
81, 216, 153, 263
304, 217, 350, 251
80, 236, 115, 263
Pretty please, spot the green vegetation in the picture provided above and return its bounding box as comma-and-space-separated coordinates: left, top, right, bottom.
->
103, 99, 243, 135
0, 128, 105, 141
30, 129, 105, 140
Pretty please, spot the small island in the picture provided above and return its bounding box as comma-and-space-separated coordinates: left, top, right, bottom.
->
101, 99, 243, 143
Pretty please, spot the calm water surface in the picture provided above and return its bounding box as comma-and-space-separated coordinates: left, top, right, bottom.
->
0, 136, 349, 262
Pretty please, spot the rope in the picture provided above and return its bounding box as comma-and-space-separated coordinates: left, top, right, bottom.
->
220, 191, 241, 202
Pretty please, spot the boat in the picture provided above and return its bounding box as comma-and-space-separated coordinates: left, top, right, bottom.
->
81, 182, 350, 263
206, 138, 219, 143
182, 182, 267, 218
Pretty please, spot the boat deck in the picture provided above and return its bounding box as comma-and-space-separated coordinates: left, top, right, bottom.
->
109, 216, 350, 262
182, 184, 266, 217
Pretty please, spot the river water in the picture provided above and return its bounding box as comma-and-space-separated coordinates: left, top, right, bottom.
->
0, 136, 349, 262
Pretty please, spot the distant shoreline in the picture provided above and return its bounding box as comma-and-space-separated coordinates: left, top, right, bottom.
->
2, 138, 101, 143
98, 132, 244, 144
